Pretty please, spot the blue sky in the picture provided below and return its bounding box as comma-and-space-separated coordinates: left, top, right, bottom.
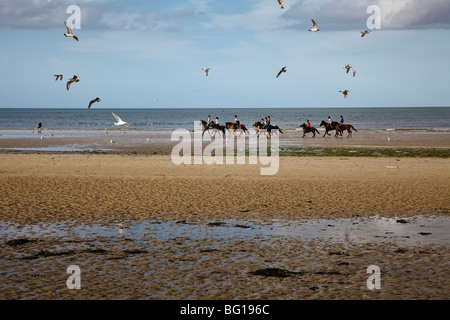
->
1, 0, 449, 108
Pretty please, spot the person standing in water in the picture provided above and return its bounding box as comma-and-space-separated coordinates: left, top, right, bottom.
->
36, 121, 42, 132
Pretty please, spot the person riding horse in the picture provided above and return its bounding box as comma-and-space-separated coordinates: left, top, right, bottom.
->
200, 119, 225, 136
253, 119, 283, 137
320, 119, 341, 137
234, 115, 240, 129
300, 123, 320, 137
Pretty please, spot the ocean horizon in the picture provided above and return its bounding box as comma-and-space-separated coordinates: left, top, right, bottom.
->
1, 107, 449, 132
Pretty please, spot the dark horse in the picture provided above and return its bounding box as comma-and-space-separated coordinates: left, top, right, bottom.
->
224, 122, 248, 135
319, 120, 341, 137
253, 122, 284, 137
299, 123, 320, 138
200, 120, 225, 137
338, 124, 357, 137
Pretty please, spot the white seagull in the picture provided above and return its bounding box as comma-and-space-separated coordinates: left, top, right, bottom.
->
66, 75, 79, 91
64, 21, 79, 41
361, 30, 370, 37
201, 67, 210, 76
339, 90, 350, 99
112, 112, 132, 128
309, 19, 320, 32
278, 0, 284, 9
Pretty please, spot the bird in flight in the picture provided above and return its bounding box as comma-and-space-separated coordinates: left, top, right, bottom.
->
54, 74, 63, 81
361, 30, 371, 37
202, 67, 210, 76
309, 19, 320, 32
66, 75, 79, 91
112, 112, 132, 127
64, 21, 79, 41
278, 0, 284, 9
276, 66, 286, 78
343, 64, 352, 74
88, 97, 101, 109
339, 90, 350, 99
352, 70, 356, 77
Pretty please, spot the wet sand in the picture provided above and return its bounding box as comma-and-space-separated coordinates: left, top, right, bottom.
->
1, 128, 449, 154
0, 152, 449, 300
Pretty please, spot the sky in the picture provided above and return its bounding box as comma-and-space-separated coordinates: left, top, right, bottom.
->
0, 0, 450, 109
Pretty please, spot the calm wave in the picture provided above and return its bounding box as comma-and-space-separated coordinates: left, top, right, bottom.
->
0, 107, 449, 131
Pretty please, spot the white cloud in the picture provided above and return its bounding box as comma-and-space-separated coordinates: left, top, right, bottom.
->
1, 0, 449, 32
281, 0, 450, 30
0, 0, 198, 32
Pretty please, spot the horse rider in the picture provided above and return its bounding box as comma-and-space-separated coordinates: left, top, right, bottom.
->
262, 117, 268, 129
234, 115, 240, 129
306, 120, 311, 128
327, 116, 332, 128
215, 117, 219, 125
206, 115, 212, 128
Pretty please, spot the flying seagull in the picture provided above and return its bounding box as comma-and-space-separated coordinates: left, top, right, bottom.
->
201, 67, 210, 76
361, 30, 370, 37
343, 64, 352, 74
112, 112, 132, 128
276, 66, 286, 78
339, 90, 350, 99
309, 19, 319, 32
352, 70, 356, 77
64, 21, 79, 41
88, 97, 101, 109
54, 74, 63, 81
278, 0, 284, 9
66, 75, 79, 91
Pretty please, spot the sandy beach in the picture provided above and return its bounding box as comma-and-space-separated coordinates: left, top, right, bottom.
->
1, 0, 449, 305
0, 150, 449, 300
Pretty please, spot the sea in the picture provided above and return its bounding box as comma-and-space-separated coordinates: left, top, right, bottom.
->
0, 107, 449, 132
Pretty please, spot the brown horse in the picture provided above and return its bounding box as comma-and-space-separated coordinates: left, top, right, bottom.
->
225, 122, 248, 135
200, 120, 225, 136
338, 124, 357, 137
253, 122, 283, 137
299, 123, 320, 138
319, 120, 341, 137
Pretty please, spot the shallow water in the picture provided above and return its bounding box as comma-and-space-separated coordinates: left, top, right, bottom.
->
1, 216, 448, 247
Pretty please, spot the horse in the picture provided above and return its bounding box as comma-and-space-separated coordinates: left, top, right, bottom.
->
253, 122, 283, 137
299, 123, 320, 138
224, 122, 248, 135
319, 120, 341, 137
338, 124, 357, 138
200, 120, 225, 137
